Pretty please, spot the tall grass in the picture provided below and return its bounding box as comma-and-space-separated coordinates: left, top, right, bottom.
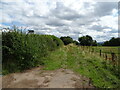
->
2, 31, 63, 74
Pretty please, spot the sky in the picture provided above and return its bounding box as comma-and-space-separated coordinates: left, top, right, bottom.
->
0, 0, 119, 42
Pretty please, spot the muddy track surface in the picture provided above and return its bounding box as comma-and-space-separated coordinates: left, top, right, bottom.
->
2, 67, 94, 88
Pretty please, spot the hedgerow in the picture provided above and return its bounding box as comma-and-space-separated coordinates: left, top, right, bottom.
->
2, 31, 63, 74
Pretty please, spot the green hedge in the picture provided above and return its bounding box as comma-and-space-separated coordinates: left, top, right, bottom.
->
2, 31, 63, 74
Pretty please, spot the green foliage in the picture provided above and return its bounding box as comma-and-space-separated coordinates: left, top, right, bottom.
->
60, 36, 73, 45
2, 31, 63, 74
78, 35, 97, 46
103, 37, 120, 46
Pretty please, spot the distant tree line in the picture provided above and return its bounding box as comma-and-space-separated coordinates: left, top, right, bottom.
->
60, 35, 120, 46
60, 35, 97, 46
102, 37, 120, 46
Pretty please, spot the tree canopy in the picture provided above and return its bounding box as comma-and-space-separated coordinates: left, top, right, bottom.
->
60, 36, 73, 45
78, 35, 97, 46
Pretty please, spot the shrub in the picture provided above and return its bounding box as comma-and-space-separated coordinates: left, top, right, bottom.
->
2, 31, 63, 74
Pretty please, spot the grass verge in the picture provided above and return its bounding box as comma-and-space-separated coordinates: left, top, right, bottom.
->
43, 44, 120, 88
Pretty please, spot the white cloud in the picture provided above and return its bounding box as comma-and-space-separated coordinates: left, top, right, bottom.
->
99, 15, 118, 30
0, 0, 118, 42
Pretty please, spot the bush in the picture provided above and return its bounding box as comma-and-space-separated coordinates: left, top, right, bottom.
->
2, 31, 63, 74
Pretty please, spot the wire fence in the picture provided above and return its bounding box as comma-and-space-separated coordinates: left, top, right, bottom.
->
79, 46, 119, 67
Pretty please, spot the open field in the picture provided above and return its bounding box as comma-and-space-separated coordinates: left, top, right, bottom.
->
91, 46, 119, 65
78, 46, 119, 65
92, 46, 120, 54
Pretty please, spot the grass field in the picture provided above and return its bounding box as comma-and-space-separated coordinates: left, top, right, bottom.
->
42, 44, 120, 88
91, 46, 119, 64
78, 46, 119, 63
92, 46, 120, 54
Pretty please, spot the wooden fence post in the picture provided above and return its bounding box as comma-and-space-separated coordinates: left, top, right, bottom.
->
105, 53, 107, 60
100, 50, 101, 56
111, 53, 115, 65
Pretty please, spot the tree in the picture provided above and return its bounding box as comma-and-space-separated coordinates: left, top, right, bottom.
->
78, 35, 94, 46
60, 36, 73, 45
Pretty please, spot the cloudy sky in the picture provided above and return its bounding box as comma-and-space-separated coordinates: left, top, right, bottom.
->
0, 0, 119, 42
